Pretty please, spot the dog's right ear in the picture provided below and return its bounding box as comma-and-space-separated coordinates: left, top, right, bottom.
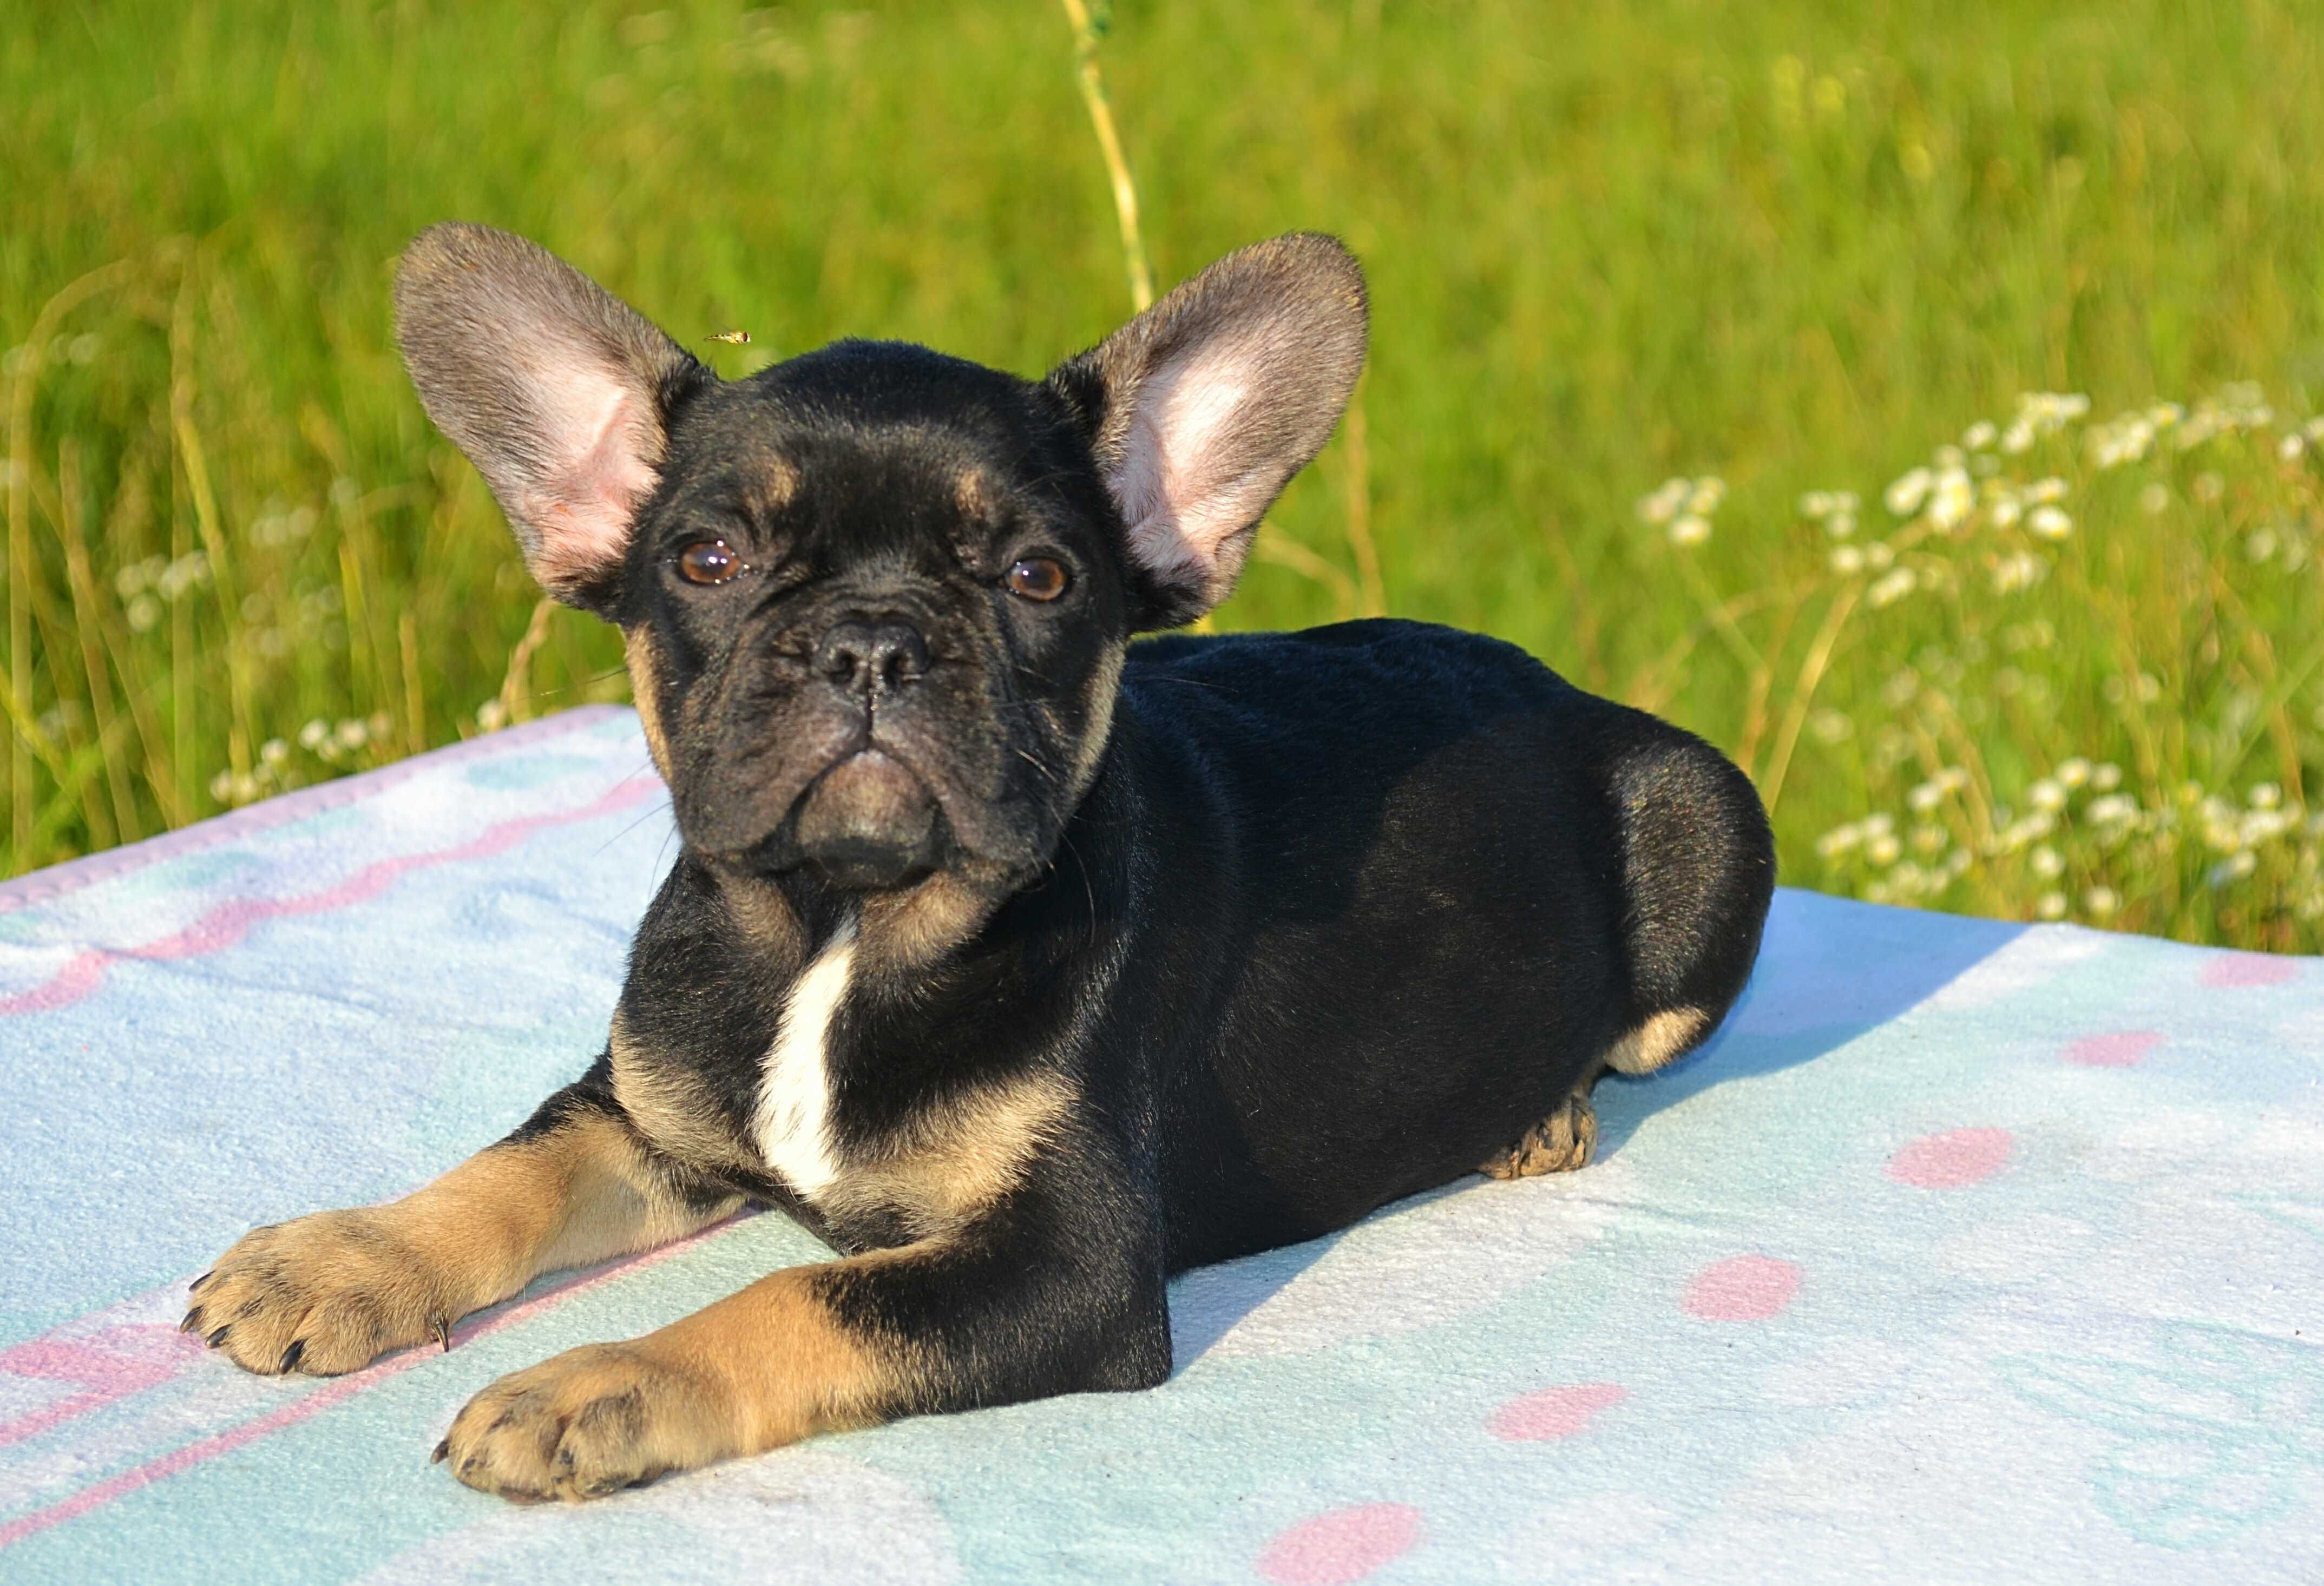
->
394, 223, 705, 615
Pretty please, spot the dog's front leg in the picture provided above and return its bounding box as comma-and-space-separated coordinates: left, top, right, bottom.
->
438, 1154, 1169, 1502
188, 1066, 737, 1377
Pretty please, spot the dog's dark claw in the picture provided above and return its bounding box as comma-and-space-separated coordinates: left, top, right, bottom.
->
180, 1308, 205, 1335
279, 1340, 304, 1373
189, 1270, 213, 1294
206, 1326, 232, 1349
434, 1318, 453, 1353
431, 1438, 450, 1465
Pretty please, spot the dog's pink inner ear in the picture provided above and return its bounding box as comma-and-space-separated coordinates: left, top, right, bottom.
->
514, 373, 662, 591
1110, 350, 1275, 603
1066, 233, 1368, 627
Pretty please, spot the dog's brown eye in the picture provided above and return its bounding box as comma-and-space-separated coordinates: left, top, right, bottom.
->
1005, 557, 1069, 602
677, 540, 741, 585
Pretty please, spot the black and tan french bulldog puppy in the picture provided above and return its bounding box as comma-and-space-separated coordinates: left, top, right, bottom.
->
186, 223, 1774, 1501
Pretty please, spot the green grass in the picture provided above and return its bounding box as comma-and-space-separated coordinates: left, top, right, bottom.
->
5, 0, 2323, 948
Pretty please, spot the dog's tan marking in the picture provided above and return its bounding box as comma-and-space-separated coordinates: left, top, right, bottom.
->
191, 1111, 734, 1377
442, 1251, 920, 1502
953, 467, 997, 520
625, 627, 674, 781
828, 1071, 1074, 1237
739, 452, 800, 518
1479, 1080, 1599, 1179
856, 866, 1005, 977
1600, 1006, 1709, 1076
610, 1012, 760, 1175
707, 865, 809, 965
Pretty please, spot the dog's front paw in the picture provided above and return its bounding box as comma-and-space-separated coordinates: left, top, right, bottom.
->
438, 1343, 738, 1502
186, 1210, 452, 1377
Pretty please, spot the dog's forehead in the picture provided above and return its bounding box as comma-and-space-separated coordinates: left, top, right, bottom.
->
666, 340, 1062, 512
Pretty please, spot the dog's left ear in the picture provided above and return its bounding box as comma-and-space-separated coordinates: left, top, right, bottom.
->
1048, 234, 1367, 628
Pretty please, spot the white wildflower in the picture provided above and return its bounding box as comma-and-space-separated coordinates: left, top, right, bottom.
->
1829, 544, 1865, 575
2027, 504, 2072, 541
1929, 467, 1974, 530
1668, 514, 1711, 548
2084, 886, 2119, 918
1867, 567, 1916, 608
2037, 892, 2068, 919
1962, 420, 1998, 450
1885, 466, 1933, 517
1638, 478, 1691, 525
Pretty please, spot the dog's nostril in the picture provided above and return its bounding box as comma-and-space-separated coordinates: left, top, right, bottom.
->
815, 620, 928, 700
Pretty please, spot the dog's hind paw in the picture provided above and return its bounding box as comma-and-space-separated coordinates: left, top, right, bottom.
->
1478, 1089, 1598, 1179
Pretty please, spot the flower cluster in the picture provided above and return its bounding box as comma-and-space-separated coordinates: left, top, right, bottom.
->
1636, 475, 1726, 548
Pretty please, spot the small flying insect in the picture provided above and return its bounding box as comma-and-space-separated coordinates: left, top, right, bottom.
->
706, 329, 751, 345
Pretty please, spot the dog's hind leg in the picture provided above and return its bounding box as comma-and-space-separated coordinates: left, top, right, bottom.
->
1479, 1074, 1599, 1179
1599, 727, 1776, 1076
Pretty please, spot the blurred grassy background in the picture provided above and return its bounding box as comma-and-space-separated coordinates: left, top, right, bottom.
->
5, 0, 2322, 947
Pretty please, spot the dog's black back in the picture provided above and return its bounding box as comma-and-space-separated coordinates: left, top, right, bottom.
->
1093, 621, 1771, 1267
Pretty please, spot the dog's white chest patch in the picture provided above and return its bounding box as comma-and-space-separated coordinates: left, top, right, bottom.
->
752, 917, 858, 1199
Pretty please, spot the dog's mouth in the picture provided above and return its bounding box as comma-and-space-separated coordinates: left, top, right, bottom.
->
753, 747, 948, 892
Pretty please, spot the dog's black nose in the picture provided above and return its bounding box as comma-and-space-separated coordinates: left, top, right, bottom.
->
815, 619, 929, 703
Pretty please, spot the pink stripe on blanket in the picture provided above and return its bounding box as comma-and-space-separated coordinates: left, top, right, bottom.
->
0, 774, 660, 1020
0, 707, 627, 917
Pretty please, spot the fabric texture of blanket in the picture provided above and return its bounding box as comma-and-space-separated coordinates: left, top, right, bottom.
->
2, 706, 2320, 1583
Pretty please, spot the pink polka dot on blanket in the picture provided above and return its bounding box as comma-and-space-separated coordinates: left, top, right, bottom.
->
2063, 1030, 2161, 1068
1681, 1254, 1800, 1321
1489, 1383, 1629, 1442
1257, 1503, 1422, 1586
2200, 953, 2298, 989
1888, 1127, 2013, 1189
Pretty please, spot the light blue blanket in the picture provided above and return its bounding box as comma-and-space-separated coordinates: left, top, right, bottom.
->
3, 708, 2319, 1583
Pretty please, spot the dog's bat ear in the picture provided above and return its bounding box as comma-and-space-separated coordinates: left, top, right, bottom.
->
394, 223, 705, 615
1046, 234, 1367, 629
